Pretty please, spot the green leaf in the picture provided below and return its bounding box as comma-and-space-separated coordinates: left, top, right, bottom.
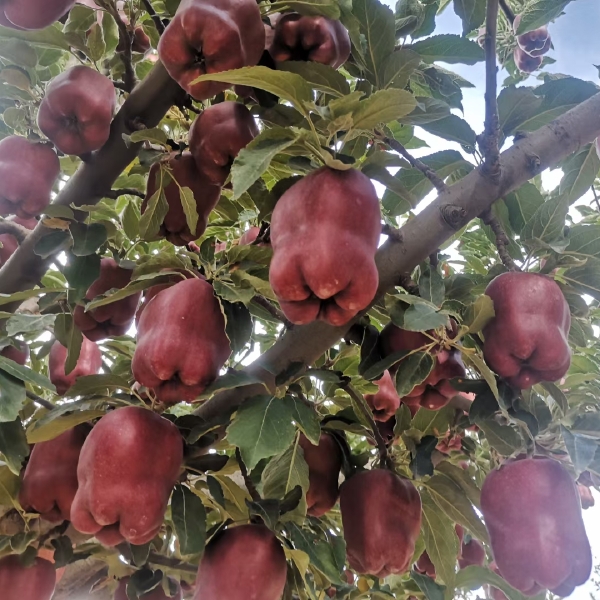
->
476, 420, 522, 455
200, 370, 267, 397
412, 570, 446, 600
380, 49, 421, 90
86, 21, 105, 62
497, 86, 542, 137
64, 253, 101, 299
402, 303, 449, 331
421, 488, 458, 586
452, 0, 486, 35
351, 89, 417, 130
191, 66, 313, 114
227, 395, 296, 469
69, 222, 108, 257
425, 473, 489, 543
419, 265, 445, 307
456, 565, 539, 600
395, 352, 434, 397
269, 0, 341, 18
232, 127, 299, 200
503, 183, 545, 235
284, 396, 321, 445
0, 355, 55, 393
34, 230, 72, 258
27, 410, 104, 444
464, 294, 495, 334
411, 405, 454, 437
171, 485, 206, 556
65, 374, 130, 397
563, 258, 600, 301
409, 34, 484, 64
420, 114, 477, 149
128, 127, 169, 145
278, 61, 350, 97
0, 371, 25, 422
0, 24, 70, 50
566, 224, 600, 260
515, 0, 574, 34
54, 313, 84, 376
179, 186, 199, 238
521, 194, 569, 245
561, 426, 597, 475
139, 187, 169, 241
0, 418, 29, 475
0, 39, 37, 67
5, 314, 55, 336
559, 144, 600, 203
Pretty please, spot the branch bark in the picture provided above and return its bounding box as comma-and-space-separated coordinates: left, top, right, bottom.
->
195, 92, 600, 423
0, 220, 31, 243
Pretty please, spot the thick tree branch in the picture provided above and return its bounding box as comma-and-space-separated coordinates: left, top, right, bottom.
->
377, 131, 448, 192
194, 92, 600, 423
481, 0, 501, 180
0, 63, 183, 307
481, 208, 519, 271
0, 220, 31, 243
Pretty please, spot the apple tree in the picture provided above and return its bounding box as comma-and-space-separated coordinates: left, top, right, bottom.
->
0, 0, 598, 598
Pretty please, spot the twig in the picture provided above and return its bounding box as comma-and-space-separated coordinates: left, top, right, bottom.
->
481, 208, 519, 271
344, 384, 390, 467
499, 0, 515, 24
592, 186, 600, 211
26, 390, 55, 411
251, 295, 292, 328
481, 0, 501, 181
147, 552, 198, 574
0, 220, 32, 243
398, 273, 420, 296
382, 223, 402, 243
235, 448, 261, 502
105, 188, 145, 199
110, 7, 136, 92
141, 0, 165, 34
376, 130, 448, 193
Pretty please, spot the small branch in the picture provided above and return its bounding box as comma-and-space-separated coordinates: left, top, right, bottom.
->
26, 390, 55, 411
398, 273, 420, 296
147, 552, 198, 574
251, 295, 292, 328
499, 0, 515, 24
0, 220, 31, 243
481, 208, 519, 271
344, 384, 390, 467
382, 224, 402, 243
376, 131, 448, 193
141, 0, 165, 34
235, 448, 261, 502
110, 7, 136, 92
105, 188, 145, 199
481, 0, 501, 181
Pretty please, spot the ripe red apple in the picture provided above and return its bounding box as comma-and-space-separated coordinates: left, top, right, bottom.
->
0, 216, 37, 266
0, 0, 74, 29
158, 0, 265, 100
142, 152, 221, 245
577, 483, 595, 510
70, 406, 183, 546
340, 469, 421, 577
0, 137, 59, 218
299, 432, 342, 517
458, 538, 486, 569
0, 555, 56, 600
514, 15, 551, 57
365, 370, 401, 421
73, 258, 141, 341
193, 524, 287, 600
513, 46, 543, 73
483, 272, 571, 389
481, 457, 592, 596
38, 66, 117, 156
270, 167, 381, 326
269, 14, 351, 68
1, 340, 29, 365
189, 102, 259, 185
19, 425, 89, 523
48, 338, 102, 395
132, 278, 231, 404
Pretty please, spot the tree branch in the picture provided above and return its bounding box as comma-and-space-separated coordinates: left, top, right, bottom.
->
193, 92, 600, 424
26, 390, 55, 411
105, 188, 145, 199
481, 0, 501, 180
141, 0, 165, 34
377, 131, 448, 193
499, 0, 515, 24
111, 7, 137, 92
481, 208, 519, 271
0, 220, 31, 243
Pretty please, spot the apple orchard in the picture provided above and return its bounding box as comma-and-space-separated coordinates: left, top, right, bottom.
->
0, 0, 599, 598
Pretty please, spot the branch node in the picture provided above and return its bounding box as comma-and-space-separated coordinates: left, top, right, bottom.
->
382, 224, 403, 243
440, 204, 468, 230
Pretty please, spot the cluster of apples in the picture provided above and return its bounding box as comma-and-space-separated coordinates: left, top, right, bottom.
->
513, 15, 552, 73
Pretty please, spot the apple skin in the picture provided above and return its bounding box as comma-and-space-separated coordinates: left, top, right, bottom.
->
0, 137, 59, 218
483, 272, 571, 389
270, 167, 381, 326
19, 425, 89, 523
132, 278, 231, 404
48, 338, 102, 395
578, 483, 595, 510
73, 258, 141, 341
365, 370, 400, 422
340, 469, 422, 577
0, 0, 74, 29
0, 340, 29, 365
189, 102, 259, 186
458, 538, 486, 569
142, 153, 221, 246
70, 406, 183, 546
299, 433, 342, 517
115, 577, 183, 600
269, 14, 351, 68
481, 457, 592, 596
513, 46, 543, 73
193, 524, 287, 600
158, 0, 265, 100
0, 216, 37, 266
514, 15, 551, 57
38, 66, 116, 156
0, 555, 56, 600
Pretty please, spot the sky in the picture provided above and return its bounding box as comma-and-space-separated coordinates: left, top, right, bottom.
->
375, 1, 600, 597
